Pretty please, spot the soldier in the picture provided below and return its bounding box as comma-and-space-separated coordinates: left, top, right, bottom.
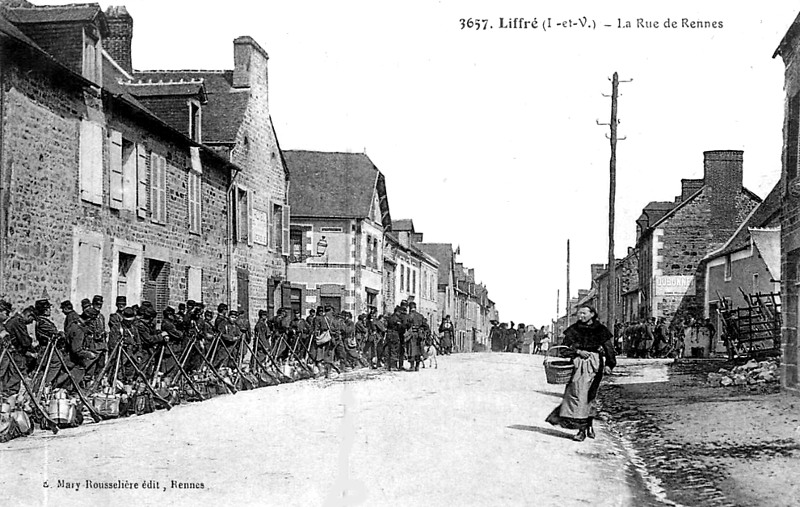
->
341, 311, 360, 370
108, 296, 127, 351
373, 312, 387, 368
0, 300, 14, 395
385, 306, 406, 371
61, 300, 79, 334
292, 309, 310, 360
397, 300, 409, 370
118, 307, 141, 381
1, 306, 37, 394
33, 298, 62, 387
159, 306, 183, 380
406, 302, 428, 371
214, 303, 237, 343
313, 305, 338, 377
176, 303, 187, 329
65, 306, 100, 389
254, 310, 271, 366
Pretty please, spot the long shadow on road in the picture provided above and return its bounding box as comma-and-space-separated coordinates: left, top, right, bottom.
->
508, 424, 575, 440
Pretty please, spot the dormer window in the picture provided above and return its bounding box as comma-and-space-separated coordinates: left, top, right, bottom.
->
188, 100, 202, 142
82, 28, 102, 84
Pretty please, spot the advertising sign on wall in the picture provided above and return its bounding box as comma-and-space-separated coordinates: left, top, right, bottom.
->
655, 275, 696, 296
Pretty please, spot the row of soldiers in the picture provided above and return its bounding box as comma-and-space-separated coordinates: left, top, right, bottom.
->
0, 293, 440, 396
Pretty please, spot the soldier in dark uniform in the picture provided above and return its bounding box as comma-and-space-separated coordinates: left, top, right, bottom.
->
373, 313, 387, 368
135, 304, 163, 376
341, 311, 360, 370
397, 299, 408, 371
61, 300, 79, 334
254, 310, 271, 366
0, 300, 14, 395
292, 309, 310, 360
118, 307, 141, 381
1, 306, 37, 394
313, 305, 339, 377
108, 296, 127, 351
159, 306, 184, 379
65, 306, 100, 389
406, 302, 428, 371
176, 303, 187, 330
385, 306, 406, 371
33, 298, 62, 388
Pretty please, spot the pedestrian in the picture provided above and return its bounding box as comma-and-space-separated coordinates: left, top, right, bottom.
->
438, 315, 454, 355
545, 304, 616, 442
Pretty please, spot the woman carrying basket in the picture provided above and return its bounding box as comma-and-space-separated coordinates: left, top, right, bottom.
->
545, 304, 616, 442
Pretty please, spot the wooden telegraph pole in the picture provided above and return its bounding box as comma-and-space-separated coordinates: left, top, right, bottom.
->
566, 239, 571, 329
598, 72, 630, 328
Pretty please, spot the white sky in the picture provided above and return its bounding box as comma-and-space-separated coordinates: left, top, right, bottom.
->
43, 0, 800, 325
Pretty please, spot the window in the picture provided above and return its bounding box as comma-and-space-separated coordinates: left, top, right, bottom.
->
290, 288, 302, 314
752, 273, 759, 292
188, 266, 202, 302
109, 131, 145, 212
189, 101, 201, 142
373, 238, 379, 268
400, 265, 405, 292
74, 237, 102, 299
150, 152, 168, 224
79, 120, 103, 204
290, 228, 303, 258
117, 252, 135, 298
366, 235, 373, 267
412, 270, 416, 294
271, 202, 290, 255
82, 29, 102, 84
231, 186, 251, 244
188, 148, 202, 234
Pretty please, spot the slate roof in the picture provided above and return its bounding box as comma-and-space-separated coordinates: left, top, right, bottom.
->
417, 243, 454, 286
0, 6, 40, 48
134, 70, 247, 144
393, 219, 414, 232
284, 150, 384, 219
705, 181, 781, 259
4, 3, 100, 23
120, 79, 206, 100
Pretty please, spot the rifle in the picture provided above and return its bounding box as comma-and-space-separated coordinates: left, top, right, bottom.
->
0, 346, 59, 433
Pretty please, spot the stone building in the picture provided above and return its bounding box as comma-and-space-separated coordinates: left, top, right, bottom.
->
416, 242, 458, 328
635, 150, 761, 325
0, 2, 234, 324
124, 32, 291, 321
593, 248, 640, 327
701, 183, 780, 355
774, 12, 800, 395
390, 220, 439, 327
284, 150, 391, 316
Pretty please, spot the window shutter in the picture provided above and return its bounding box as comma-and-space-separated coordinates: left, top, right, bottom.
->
108, 130, 123, 209
137, 144, 148, 218
150, 154, 167, 224
194, 173, 202, 233
150, 153, 159, 223
79, 120, 103, 204
267, 200, 274, 250
282, 205, 290, 256
188, 172, 197, 233
232, 187, 240, 242
246, 190, 254, 246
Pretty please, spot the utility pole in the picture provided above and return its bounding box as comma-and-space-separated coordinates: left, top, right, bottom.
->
598, 72, 631, 328
566, 239, 571, 329
555, 289, 560, 339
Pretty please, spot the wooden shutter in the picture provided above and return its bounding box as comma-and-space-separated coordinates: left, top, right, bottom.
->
188, 266, 202, 302
79, 120, 103, 204
108, 130, 123, 209
136, 144, 148, 218
188, 172, 199, 233
75, 240, 102, 298
246, 190, 254, 246
150, 153, 167, 223
281, 205, 290, 256
267, 201, 274, 249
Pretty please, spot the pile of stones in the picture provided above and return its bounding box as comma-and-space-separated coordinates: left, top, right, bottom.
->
706, 359, 780, 387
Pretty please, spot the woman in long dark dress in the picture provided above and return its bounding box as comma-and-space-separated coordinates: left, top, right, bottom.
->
546, 304, 617, 441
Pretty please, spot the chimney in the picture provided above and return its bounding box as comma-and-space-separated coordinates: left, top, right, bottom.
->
590, 263, 607, 281
104, 6, 133, 74
233, 36, 269, 90
703, 150, 744, 242
680, 178, 704, 201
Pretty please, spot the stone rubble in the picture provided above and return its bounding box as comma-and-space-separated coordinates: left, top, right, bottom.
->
706, 359, 780, 387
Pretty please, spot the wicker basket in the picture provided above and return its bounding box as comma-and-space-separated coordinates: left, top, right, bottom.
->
544, 346, 574, 384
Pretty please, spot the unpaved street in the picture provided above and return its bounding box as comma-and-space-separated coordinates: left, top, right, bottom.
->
2, 353, 636, 507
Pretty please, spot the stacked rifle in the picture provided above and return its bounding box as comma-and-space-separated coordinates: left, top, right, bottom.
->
0, 324, 322, 442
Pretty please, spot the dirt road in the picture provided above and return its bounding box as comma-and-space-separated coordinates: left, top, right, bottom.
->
2, 353, 640, 506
